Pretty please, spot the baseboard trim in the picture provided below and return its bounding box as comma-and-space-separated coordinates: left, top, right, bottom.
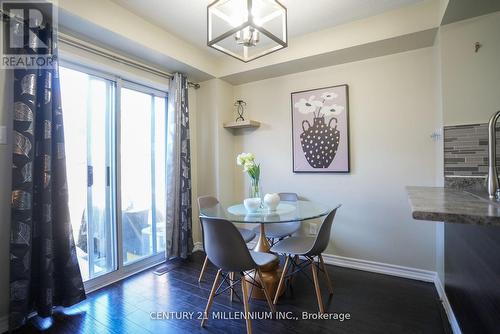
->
196, 241, 436, 281
193, 241, 204, 253
434, 275, 462, 334
320, 253, 436, 282
0, 314, 8, 333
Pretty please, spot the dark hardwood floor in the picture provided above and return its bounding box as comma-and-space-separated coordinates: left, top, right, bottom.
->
15, 252, 451, 334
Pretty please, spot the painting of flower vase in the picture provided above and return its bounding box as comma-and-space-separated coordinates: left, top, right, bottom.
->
291, 85, 349, 173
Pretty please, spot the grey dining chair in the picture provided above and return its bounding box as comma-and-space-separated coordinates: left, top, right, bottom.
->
200, 217, 276, 334
270, 205, 341, 313
197, 196, 256, 283
252, 192, 301, 246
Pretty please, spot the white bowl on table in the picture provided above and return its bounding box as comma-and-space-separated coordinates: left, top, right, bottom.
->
244, 198, 261, 213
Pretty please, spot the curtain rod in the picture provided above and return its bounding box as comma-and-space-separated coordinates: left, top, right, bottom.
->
0, 9, 201, 89
58, 35, 200, 89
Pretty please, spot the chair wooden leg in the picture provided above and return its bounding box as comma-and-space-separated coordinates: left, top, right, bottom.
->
257, 269, 276, 312
311, 259, 325, 314
201, 269, 221, 327
273, 256, 290, 304
319, 255, 333, 295
198, 256, 209, 283
229, 272, 235, 302
241, 274, 252, 334
245, 271, 254, 302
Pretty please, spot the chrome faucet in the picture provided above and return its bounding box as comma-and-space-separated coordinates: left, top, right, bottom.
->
487, 111, 500, 199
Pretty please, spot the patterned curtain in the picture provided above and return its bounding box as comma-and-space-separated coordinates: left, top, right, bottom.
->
165, 73, 193, 259
9, 23, 86, 330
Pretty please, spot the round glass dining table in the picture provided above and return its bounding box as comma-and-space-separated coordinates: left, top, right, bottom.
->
199, 200, 330, 224
199, 200, 331, 299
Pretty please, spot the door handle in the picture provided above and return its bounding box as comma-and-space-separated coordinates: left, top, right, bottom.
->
106, 166, 110, 187
87, 165, 93, 187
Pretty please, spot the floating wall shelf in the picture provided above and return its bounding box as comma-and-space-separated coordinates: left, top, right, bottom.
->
223, 120, 261, 129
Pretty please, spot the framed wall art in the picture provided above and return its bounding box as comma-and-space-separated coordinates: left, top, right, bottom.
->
291, 84, 350, 173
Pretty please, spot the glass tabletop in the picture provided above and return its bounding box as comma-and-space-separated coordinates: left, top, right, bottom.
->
199, 200, 331, 223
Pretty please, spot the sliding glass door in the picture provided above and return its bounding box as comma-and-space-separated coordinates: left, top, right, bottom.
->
60, 64, 167, 282
120, 85, 167, 265
60, 67, 116, 281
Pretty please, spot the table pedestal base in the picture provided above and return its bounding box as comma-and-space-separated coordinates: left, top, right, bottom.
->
245, 223, 284, 300
245, 261, 283, 299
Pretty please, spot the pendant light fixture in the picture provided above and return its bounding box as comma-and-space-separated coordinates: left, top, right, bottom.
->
207, 0, 287, 62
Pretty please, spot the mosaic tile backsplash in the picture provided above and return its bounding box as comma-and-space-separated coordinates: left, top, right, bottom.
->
444, 123, 500, 177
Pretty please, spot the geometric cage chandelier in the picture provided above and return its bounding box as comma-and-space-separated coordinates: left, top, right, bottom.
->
207, 0, 287, 62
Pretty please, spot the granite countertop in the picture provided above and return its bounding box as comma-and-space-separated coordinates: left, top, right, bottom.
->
406, 186, 500, 225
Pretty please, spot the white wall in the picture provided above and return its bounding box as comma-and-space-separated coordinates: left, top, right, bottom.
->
186, 87, 201, 249
0, 69, 13, 320
230, 48, 440, 270
441, 11, 500, 125
193, 79, 235, 245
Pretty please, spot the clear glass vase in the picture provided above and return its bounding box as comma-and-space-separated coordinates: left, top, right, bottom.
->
249, 178, 262, 199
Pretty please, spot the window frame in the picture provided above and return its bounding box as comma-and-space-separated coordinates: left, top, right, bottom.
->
59, 59, 168, 292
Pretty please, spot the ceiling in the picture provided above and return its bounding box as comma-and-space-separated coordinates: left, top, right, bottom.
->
111, 0, 423, 56
441, 0, 500, 25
